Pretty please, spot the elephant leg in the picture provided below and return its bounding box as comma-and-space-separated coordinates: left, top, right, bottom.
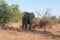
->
29, 22, 32, 30
25, 22, 28, 30
22, 21, 25, 30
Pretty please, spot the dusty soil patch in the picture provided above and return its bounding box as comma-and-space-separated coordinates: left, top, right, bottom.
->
0, 28, 60, 40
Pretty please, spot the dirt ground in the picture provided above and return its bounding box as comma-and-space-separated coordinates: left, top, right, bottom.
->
0, 22, 60, 40
0, 27, 60, 40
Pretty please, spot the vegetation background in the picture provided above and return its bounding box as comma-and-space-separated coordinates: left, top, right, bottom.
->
0, 0, 60, 40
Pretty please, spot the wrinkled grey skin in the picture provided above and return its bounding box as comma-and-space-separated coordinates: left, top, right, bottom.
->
22, 12, 35, 30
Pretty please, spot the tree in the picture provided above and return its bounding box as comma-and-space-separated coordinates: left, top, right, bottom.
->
10, 4, 23, 22
35, 8, 52, 21
0, 0, 23, 23
0, 0, 12, 23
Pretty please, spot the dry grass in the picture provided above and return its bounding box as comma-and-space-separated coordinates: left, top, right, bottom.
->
0, 29, 58, 40
0, 22, 60, 40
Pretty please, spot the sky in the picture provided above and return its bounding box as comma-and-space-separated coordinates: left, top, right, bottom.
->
5, 0, 60, 17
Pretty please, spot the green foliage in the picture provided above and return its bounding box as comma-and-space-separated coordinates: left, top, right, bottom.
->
10, 4, 23, 22
0, 0, 23, 23
0, 0, 12, 23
